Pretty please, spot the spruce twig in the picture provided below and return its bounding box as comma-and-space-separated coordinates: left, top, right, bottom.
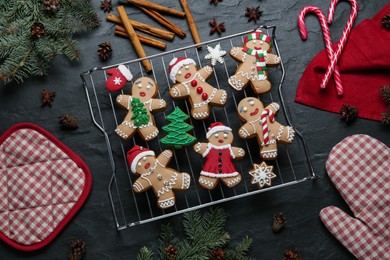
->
137, 246, 154, 260
224, 236, 253, 260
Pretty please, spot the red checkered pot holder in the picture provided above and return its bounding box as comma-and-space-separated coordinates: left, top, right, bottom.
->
0, 123, 92, 251
320, 134, 389, 260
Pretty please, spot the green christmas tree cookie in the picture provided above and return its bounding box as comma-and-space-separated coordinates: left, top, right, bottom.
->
161, 107, 196, 149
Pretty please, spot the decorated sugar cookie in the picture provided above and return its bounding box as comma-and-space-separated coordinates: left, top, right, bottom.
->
237, 97, 294, 160
194, 122, 245, 190
205, 43, 227, 66
161, 107, 197, 149
115, 77, 166, 141
249, 161, 276, 188
168, 57, 227, 120
127, 145, 191, 209
228, 30, 281, 94
105, 64, 133, 92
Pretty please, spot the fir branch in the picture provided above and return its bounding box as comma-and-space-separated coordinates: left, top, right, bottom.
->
224, 236, 253, 260
137, 246, 154, 260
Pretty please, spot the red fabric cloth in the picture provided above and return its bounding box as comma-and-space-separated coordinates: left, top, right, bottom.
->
295, 3, 390, 121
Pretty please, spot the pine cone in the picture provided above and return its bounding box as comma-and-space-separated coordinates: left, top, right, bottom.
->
283, 248, 301, 260
380, 85, 390, 104
382, 14, 390, 30
98, 42, 113, 61
339, 104, 358, 123
59, 115, 79, 130
31, 22, 45, 38
165, 245, 178, 260
209, 247, 225, 260
272, 213, 286, 233
44, 0, 61, 13
69, 239, 86, 260
381, 109, 390, 126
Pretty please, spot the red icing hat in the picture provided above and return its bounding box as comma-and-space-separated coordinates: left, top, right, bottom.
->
206, 122, 232, 139
168, 57, 196, 83
127, 145, 155, 173
295, 3, 390, 121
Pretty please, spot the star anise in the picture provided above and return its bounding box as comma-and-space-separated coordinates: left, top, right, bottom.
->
41, 88, 56, 107
209, 0, 222, 6
100, 0, 112, 13
246, 6, 263, 23
209, 18, 225, 36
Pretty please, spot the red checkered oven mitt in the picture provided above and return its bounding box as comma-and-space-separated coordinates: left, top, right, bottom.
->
0, 123, 92, 251
320, 134, 389, 260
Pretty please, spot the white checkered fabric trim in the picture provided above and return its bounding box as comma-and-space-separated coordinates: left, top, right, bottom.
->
320, 134, 390, 260
0, 128, 86, 246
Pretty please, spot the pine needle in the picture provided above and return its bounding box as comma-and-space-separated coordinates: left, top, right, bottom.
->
137, 246, 154, 260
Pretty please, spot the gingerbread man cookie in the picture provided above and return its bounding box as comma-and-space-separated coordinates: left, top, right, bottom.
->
228, 30, 281, 94
127, 145, 191, 209
168, 57, 227, 120
194, 122, 245, 190
237, 97, 294, 160
115, 77, 166, 141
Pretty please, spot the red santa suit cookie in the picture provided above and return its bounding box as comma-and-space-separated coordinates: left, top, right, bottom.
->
168, 57, 227, 120
194, 122, 245, 189
127, 145, 191, 209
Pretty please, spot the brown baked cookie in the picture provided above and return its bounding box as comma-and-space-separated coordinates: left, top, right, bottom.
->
127, 145, 191, 209
168, 57, 227, 120
115, 77, 166, 141
229, 30, 281, 94
237, 97, 294, 160
194, 122, 245, 190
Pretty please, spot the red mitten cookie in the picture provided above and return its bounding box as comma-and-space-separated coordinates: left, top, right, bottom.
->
320, 135, 389, 259
105, 65, 133, 92
0, 123, 91, 251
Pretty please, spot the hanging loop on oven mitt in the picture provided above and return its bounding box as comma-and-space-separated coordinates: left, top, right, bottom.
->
0, 123, 92, 251
320, 134, 389, 259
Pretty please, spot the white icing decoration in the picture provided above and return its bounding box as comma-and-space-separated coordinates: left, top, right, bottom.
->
249, 162, 276, 188
205, 43, 227, 66
113, 77, 122, 85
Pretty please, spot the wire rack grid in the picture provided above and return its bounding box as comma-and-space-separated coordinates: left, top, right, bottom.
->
80, 26, 317, 230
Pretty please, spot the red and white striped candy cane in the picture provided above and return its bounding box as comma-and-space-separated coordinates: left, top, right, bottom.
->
298, 6, 343, 95
260, 108, 275, 146
321, 0, 359, 94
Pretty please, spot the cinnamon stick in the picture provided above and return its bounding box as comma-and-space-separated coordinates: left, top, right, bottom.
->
117, 6, 152, 72
137, 6, 186, 38
180, 0, 201, 46
127, 0, 186, 18
115, 26, 166, 50
106, 13, 175, 41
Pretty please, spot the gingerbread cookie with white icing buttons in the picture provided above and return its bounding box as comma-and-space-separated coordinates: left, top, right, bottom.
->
228, 30, 281, 94
194, 122, 245, 190
168, 57, 227, 120
127, 145, 191, 209
115, 77, 166, 141
237, 97, 294, 160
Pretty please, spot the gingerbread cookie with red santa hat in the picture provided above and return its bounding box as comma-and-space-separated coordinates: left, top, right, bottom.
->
228, 30, 281, 94
194, 122, 245, 190
127, 145, 191, 209
168, 57, 227, 120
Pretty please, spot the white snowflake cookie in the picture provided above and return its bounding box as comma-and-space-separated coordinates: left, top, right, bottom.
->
205, 43, 227, 66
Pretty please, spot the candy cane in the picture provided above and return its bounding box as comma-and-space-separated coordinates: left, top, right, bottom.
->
321, 0, 358, 94
298, 6, 343, 95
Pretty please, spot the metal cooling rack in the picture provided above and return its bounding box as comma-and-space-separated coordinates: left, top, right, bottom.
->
80, 26, 317, 230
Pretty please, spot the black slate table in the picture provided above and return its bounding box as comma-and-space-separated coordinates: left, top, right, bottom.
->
0, 0, 389, 259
